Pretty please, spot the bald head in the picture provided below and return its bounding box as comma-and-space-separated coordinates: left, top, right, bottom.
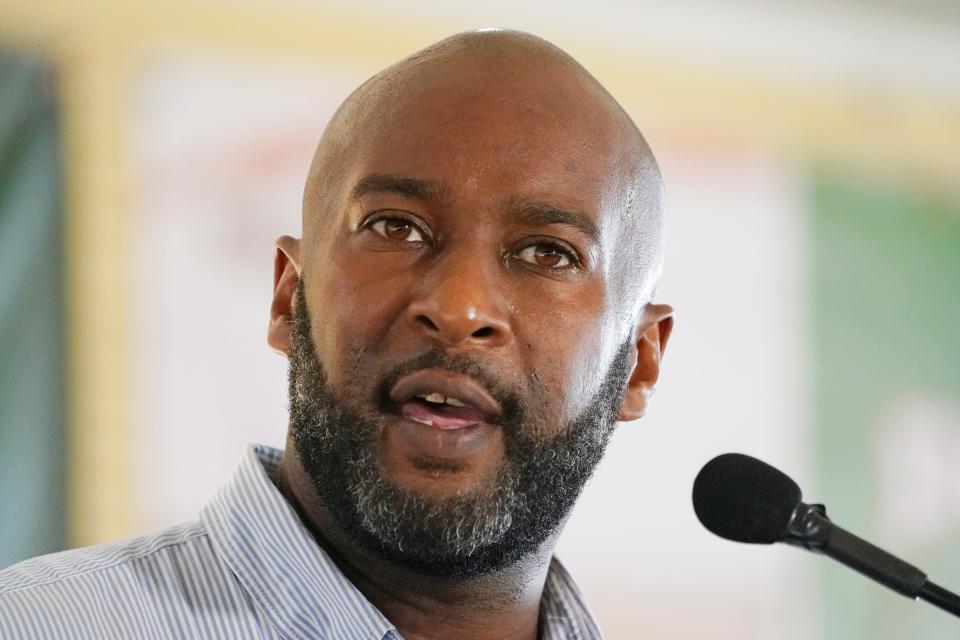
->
303, 29, 664, 317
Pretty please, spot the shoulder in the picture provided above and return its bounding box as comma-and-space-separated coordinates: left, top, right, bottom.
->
0, 520, 209, 596
0, 521, 244, 639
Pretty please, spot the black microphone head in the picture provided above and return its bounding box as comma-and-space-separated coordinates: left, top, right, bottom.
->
692, 453, 802, 544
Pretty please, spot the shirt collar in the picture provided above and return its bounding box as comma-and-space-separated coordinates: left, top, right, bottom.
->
202, 444, 603, 640
541, 557, 605, 640
201, 444, 396, 640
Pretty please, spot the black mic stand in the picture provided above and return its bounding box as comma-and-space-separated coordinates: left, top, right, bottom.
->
785, 502, 960, 618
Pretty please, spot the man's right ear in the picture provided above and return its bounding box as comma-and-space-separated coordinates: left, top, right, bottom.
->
267, 235, 302, 355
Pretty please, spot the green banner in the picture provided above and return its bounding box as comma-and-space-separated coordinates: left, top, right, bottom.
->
813, 173, 960, 638
0, 53, 66, 568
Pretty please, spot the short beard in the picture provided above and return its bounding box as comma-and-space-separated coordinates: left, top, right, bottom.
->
287, 281, 631, 578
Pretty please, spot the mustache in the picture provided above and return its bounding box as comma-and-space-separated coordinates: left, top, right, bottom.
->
373, 350, 524, 426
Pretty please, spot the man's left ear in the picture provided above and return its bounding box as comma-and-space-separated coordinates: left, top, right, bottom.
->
618, 304, 674, 421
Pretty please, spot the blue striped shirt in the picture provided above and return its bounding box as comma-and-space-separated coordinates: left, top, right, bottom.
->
1, 444, 603, 639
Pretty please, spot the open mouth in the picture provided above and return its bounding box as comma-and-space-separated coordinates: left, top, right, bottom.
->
389, 369, 502, 431
401, 394, 489, 429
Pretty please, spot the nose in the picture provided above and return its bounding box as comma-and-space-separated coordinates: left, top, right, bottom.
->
405, 252, 512, 349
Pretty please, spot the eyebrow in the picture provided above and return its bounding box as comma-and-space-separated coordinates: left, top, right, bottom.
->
350, 174, 444, 201
508, 199, 599, 243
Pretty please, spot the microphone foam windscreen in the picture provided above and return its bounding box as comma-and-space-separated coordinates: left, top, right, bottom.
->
692, 453, 802, 544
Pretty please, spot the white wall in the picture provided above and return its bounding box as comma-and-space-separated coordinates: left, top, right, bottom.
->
130, 53, 818, 637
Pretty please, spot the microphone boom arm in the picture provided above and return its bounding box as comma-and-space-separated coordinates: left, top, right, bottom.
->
784, 502, 960, 618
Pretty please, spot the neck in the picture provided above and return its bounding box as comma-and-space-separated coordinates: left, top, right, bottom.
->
274, 440, 555, 640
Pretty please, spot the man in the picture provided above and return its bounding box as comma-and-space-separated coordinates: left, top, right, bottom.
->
0, 29, 672, 639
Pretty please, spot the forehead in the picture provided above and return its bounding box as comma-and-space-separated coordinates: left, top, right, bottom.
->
343, 59, 632, 221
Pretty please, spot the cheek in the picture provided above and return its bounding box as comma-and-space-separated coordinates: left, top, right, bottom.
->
515, 283, 607, 424
310, 252, 412, 389
562, 328, 612, 410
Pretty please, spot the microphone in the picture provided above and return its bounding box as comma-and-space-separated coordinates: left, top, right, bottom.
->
692, 453, 960, 619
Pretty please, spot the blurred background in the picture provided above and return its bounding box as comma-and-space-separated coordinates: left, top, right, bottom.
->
1, 1, 958, 638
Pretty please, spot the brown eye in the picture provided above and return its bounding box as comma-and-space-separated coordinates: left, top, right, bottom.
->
516, 244, 573, 268
370, 218, 425, 242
